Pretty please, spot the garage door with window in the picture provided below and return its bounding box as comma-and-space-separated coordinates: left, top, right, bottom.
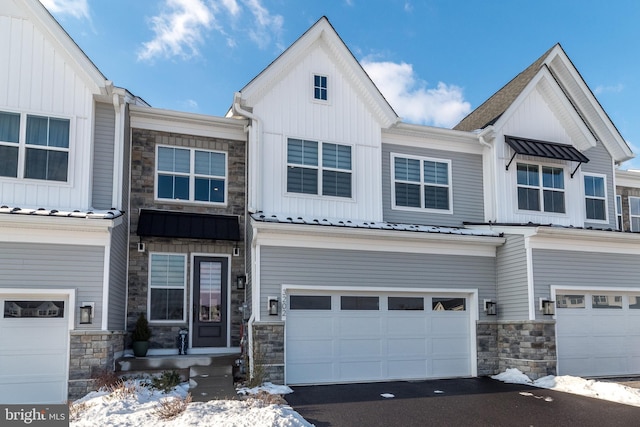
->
285, 292, 472, 385
556, 291, 640, 377
0, 296, 69, 403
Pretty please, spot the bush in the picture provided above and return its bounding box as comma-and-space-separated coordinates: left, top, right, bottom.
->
132, 313, 152, 341
149, 370, 182, 392
153, 393, 192, 420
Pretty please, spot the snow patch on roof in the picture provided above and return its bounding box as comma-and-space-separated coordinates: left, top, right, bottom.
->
0, 206, 123, 220
252, 213, 501, 237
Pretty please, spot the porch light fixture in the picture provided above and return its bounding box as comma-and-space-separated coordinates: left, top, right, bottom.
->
268, 296, 279, 316
540, 298, 555, 316
80, 304, 93, 324
236, 275, 246, 290
484, 299, 497, 316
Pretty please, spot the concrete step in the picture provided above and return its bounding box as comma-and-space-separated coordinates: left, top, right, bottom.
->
116, 354, 238, 373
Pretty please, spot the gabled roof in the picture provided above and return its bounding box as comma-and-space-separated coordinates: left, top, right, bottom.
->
455, 44, 633, 163
234, 16, 399, 128
10, 0, 109, 95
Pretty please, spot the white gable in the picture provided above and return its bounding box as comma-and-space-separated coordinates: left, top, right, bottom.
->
0, 0, 109, 210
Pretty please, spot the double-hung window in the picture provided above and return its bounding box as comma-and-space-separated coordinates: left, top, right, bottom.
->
584, 174, 607, 221
157, 146, 226, 203
148, 253, 186, 322
392, 154, 451, 211
517, 163, 565, 213
0, 111, 70, 182
630, 196, 640, 231
287, 138, 352, 198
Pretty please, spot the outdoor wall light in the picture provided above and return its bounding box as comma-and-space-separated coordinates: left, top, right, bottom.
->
268, 296, 279, 316
540, 298, 555, 316
484, 299, 497, 316
236, 275, 246, 290
80, 303, 94, 324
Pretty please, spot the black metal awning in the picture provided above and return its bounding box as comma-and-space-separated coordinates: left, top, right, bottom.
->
505, 135, 589, 177
137, 209, 240, 241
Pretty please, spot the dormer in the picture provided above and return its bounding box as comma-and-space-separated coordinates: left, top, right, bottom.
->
456, 44, 633, 229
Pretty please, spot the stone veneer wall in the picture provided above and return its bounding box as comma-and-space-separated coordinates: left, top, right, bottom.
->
127, 128, 246, 351
252, 322, 284, 384
497, 320, 556, 379
476, 321, 499, 376
68, 331, 125, 400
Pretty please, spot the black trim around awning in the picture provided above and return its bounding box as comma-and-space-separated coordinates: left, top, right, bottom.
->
505, 135, 589, 177
137, 209, 240, 241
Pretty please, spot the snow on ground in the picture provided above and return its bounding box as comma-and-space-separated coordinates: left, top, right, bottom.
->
492, 368, 640, 407
70, 380, 313, 427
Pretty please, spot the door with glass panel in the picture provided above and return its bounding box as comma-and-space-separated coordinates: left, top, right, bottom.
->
193, 257, 228, 347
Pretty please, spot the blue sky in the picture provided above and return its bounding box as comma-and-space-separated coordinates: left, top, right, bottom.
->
41, 0, 640, 168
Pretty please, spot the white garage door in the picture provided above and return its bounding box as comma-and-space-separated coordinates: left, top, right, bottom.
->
285, 292, 472, 385
0, 295, 69, 403
556, 291, 640, 377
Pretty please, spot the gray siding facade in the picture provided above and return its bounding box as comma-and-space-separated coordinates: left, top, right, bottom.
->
92, 102, 115, 210
381, 143, 485, 227
496, 234, 529, 320
582, 141, 615, 229
0, 242, 105, 330
107, 222, 127, 330
532, 248, 640, 320
259, 245, 496, 320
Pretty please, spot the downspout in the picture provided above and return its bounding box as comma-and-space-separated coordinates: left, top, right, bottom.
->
232, 92, 261, 380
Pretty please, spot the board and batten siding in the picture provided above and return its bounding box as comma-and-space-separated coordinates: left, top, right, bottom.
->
92, 102, 115, 210
0, 12, 96, 210
532, 248, 640, 320
251, 41, 384, 221
581, 141, 616, 229
259, 246, 496, 320
381, 143, 484, 227
496, 234, 529, 320
0, 242, 105, 330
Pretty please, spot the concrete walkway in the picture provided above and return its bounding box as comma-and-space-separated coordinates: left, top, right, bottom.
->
189, 357, 239, 401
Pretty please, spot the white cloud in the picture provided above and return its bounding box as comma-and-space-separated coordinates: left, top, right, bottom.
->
39, 0, 90, 20
362, 59, 471, 128
138, 0, 213, 61
243, 0, 284, 50
594, 83, 624, 95
138, 0, 283, 61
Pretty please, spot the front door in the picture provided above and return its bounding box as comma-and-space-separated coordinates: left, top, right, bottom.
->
192, 256, 228, 347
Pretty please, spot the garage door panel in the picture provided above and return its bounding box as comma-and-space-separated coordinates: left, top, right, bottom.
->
432, 357, 470, 377
287, 362, 334, 384
388, 360, 427, 378
339, 339, 382, 357
339, 361, 382, 381
287, 316, 334, 336
431, 316, 468, 334
287, 339, 334, 362
387, 316, 428, 334
0, 381, 67, 405
338, 316, 381, 336
387, 337, 428, 357
432, 337, 469, 355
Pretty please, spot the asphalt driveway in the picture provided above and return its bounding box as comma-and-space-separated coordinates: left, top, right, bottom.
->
285, 377, 640, 426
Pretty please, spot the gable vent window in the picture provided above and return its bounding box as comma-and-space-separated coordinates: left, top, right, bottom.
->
584, 174, 607, 221
517, 163, 565, 213
314, 75, 328, 101
287, 138, 352, 198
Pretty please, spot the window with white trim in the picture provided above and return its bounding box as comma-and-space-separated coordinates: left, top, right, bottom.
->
148, 253, 186, 322
313, 74, 328, 101
156, 146, 226, 203
517, 163, 565, 213
287, 138, 352, 198
392, 154, 451, 211
0, 111, 70, 182
616, 195, 623, 230
584, 174, 607, 221
629, 196, 640, 231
